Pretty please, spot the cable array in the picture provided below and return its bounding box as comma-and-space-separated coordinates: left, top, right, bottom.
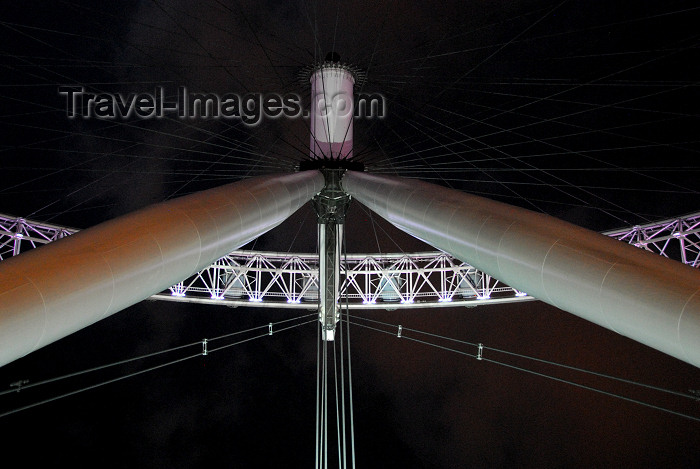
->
348, 315, 700, 424
0, 313, 317, 418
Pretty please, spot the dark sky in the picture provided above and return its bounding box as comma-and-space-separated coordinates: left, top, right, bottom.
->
1, 1, 699, 467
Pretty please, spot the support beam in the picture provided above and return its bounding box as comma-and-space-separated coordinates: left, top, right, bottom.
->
342, 171, 700, 368
313, 170, 351, 340
0, 171, 324, 367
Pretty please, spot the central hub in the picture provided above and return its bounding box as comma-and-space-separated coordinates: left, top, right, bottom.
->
303, 54, 360, 341
313, 169, 351, 224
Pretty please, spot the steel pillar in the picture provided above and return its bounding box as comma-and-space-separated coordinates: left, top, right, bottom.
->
342, 171, 700, 368
313, 170, 351, 340
0, 171, 324, 367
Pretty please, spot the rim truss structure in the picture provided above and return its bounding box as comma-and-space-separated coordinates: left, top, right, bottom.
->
0, 215, 75, 260
2, 211, 699, 310
604, 213, 700, 268
159, 250, 525, 309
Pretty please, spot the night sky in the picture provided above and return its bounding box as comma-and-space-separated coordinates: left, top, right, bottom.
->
1, 1, 699, 467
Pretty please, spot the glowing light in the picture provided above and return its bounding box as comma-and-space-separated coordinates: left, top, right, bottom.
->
515, 291, 527, 297
438, 297, 453, 302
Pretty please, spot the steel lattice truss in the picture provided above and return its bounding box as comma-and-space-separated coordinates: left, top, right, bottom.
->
2, 211, 699, 310
0, 215, 75, 260
603, 213, 700, 268
158, 250, 527, 310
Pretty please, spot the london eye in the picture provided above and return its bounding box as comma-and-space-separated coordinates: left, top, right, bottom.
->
0, 1, 699, 467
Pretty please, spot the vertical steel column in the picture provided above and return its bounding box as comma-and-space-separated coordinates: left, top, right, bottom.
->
314, 170, 351, 341
342, 171, 700, 368
317, 222, 343, 340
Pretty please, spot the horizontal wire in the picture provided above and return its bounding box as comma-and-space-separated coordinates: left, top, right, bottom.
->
370, 175, 697, 195
208, 313, 317, 341
346, 318, 700, 423
208, 319, 317, 353
0, 352, 203, 419
0, 316, 316, 418
0, 340, 202, 398
482, 358, 700, 423
484, 345, 699, 401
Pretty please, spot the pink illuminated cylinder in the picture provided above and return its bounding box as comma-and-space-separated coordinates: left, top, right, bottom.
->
309, 64, 355, 160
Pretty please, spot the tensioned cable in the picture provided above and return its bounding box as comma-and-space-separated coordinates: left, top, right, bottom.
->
336, 0, 394, 164
375, 166, 700, 173
368, 5, 700, 70
0, 29, 255, 153
0, 339, 201, 398
323, 314, 329, 469
356, 204, 404, 254
443, 99, 700, 198
360, 42, 698, 168
411, 104, 645, 223
1, 145, 288, 173
207, 0, 318, 162
24, 123, 220, 221
370, 110, 695, 170
347, 316, 700, 423
442, 55, 699, 154
389, 176, 697, 195
387, 138, 700, 172
164, 128, 258, 200
369, 76, 698, 166
0, 352, 203, 420
57, 0, 306, 69
349, 314, 698, 401
355, 183, 669, 220
2, 164, 288, 177
0, 58, 302, 219
0, 314, 316, 417
0, 117, 285, 167
343, 225, 357, 469
315, 321, 320, 469
0, 313, 316, 397
333, 335, 342, 469
0, 97, 270, 163
338, 277, 348, 469
351, 2, 558, 162
354, 0, 569, 164
388, 108, 545, 213
2, 8, 310, 167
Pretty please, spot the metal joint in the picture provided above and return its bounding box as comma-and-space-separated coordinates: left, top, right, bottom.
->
10, 379, 29, 392
312, 169, 351, 224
